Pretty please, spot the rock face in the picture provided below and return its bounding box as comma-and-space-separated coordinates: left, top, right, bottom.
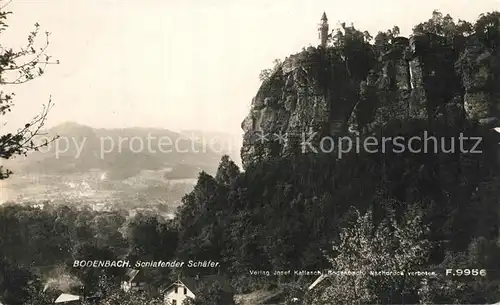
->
240, 34, 500, 169
240, 47, 358, 167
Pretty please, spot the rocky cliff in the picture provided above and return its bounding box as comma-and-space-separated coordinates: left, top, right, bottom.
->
240, 31, 500, 169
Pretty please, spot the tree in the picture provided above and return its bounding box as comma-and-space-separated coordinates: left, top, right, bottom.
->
125, 214, 163, 260
176, 171, 227, 264
420, 237, 500, 304
373, 26, 401, 55
310, 200, 432, 304
183, 280, 235, 305
0, 258, 44, 305
70, 243, 120, 297
328, 22, 376, 82
215, 155, 240, 186
412, 10, 473, 38
124, 214, 177, 286
474, 11, 500, 48
259, 59, 282, 82
0, 3, 59, 179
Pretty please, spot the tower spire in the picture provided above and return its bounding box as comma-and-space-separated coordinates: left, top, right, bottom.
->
318, 12, 329, 47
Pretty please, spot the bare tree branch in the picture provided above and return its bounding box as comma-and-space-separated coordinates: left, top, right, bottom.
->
0, 6, 59, 179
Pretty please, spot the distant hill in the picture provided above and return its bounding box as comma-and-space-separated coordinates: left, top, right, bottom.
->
4, 122, 224, 179
179, 129, 242, 166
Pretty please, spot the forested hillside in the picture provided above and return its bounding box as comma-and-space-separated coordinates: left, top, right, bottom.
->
178, 9, 500, 304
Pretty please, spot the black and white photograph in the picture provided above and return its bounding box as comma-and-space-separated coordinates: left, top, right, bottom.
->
0, 0, 500, 304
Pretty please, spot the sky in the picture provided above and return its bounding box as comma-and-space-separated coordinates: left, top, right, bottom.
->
1, 0, 499, 134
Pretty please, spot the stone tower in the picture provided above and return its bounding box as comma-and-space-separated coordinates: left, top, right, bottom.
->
318, 12, 329, 47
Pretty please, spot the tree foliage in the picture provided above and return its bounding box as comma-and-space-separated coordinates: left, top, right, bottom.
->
215, 155, 240, 186
259, 59, 282, 82
310, 200, 432, 304
183, 280, 235, 305
0, 259, 46, 305
413, 10, 474, 38
0, 3, 59, 179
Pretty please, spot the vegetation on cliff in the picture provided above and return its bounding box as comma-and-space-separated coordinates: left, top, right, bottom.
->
181, 10, 500, 304
243, 10, 500, 168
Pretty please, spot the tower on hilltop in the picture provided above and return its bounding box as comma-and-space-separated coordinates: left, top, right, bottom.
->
318, 12, 329, 47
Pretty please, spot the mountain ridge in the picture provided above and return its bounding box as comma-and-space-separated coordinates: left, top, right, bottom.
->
5, 122, 231, 180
